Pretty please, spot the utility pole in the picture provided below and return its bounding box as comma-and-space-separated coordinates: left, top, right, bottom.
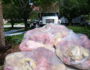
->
0, 0, 5, 47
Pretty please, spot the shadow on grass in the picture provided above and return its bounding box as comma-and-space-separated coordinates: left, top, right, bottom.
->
4, 27, 32, 32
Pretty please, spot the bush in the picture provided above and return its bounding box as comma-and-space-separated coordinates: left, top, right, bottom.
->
5, 35, 21, 45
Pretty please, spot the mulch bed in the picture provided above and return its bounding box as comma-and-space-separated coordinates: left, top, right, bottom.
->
0, 44, 20, 68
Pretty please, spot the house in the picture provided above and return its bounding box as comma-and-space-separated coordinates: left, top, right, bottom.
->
33, 6, 40, 11
72, 15, 88, 26
30, 5, 40, 11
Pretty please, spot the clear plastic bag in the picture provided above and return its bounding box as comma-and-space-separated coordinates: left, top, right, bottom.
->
24, 27, 51, 36
56, 33, 90, 69
76, 34, 90, 49
44, 24, 69, 35
4, 47, 67, 70
20, 24, 75, 51
53, 30, 75, 46
43, 24, 75, 46
19, 31, 55, 52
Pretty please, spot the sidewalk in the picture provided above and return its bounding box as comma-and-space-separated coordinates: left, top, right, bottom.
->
4, 25, 25, 28
4, 25, 26, 36
4, 31, 26, 36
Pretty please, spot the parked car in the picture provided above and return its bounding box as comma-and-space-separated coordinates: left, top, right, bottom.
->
72, 15, 89, 26
27, 19, 39, 28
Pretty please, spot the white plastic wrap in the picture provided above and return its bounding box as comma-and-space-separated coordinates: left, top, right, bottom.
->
19, 32, 55, 52
4, 47, 67, 70
56, 33, 90, 69
19, 24, 73, 51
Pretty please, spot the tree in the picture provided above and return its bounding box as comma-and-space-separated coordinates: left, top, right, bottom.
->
0, 0, 5, 46
33, 0, 89, 26
29, 11, 39, 20
2, 4, 21, 28
59, 0, 89, 25
11, 0, 34, 30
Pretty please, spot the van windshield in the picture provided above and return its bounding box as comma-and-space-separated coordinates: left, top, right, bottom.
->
43, 13, 57, 16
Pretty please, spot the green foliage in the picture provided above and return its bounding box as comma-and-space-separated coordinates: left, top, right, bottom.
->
10, 0, 34, 30
29, 11, 39, 20
32, 0, 90, 23
59, 0, 90, 25
1, 0, 11, 4
2, 0, 34, 30
32, 0, 57, 6
5, 35, 22, 44
11, 0, 32, 18
0, 66, 3, 70
2, 4, 21, 19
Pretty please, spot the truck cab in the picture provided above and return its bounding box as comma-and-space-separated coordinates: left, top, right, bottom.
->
39, 12, 61, 26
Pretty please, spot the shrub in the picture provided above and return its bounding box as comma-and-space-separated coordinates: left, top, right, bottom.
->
5, 35, 21, 45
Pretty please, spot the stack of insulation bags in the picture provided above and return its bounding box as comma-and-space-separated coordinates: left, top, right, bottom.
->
4, 24, 90, 70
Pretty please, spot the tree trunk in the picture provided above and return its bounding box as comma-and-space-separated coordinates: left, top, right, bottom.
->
11, 23, 14, 28
68, 20, 72, 26
0, 0, 5, 47
11, 19, 14, 28
24, 18, 28, 30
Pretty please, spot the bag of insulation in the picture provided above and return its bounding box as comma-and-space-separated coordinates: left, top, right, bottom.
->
19, 24, 71, 52
4, 47, 67, 70
76, 33, 90, 49
19, 27, 55, 52
53, 30, 75, 47
56, 33, 90, 69
44, 24, 70, 34
43, 24, 75, 46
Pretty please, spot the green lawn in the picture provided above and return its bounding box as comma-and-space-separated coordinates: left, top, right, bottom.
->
0, 66, 3, 70
4, 22, 24, 25
67, 26, 86, 33
4, 25, 90, 45
4, 27, 31, 44
4, 20, 32, 25
67, 26, 90, 38
87, 20, 90, 22
4, 27, 25, 32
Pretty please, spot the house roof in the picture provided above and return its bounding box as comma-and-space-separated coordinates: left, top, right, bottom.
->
33, 6, 40, 11
30, 5, 40, 11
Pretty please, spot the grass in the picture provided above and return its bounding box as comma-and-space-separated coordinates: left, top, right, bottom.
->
67, 26, 90, 38
4, 25, 90, 43
13, 34, 24, 40
4, 22, 24, 25
4, 19, 35, 26
5, 34, 24, 45
4, 27, 31, 44
67, 26, 86, 33
87, 20, 90, 22
4, 27, 31, 33
4, 27, 25, 32
0, 66, 3, 70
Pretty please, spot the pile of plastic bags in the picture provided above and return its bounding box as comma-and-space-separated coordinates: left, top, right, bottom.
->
4, 24, 90, 70
19, 24, 74, 52
4, 48, 67, 70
